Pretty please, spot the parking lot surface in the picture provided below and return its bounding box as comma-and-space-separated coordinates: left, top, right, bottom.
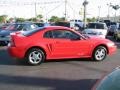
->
0, 37, 120, 90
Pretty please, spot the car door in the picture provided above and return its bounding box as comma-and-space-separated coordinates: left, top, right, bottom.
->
44, 29, 92, 58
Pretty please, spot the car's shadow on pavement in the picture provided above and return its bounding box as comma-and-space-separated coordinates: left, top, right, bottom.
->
0, 47, 28, 66
0, 46, 97, 66
0, 73, 98, 90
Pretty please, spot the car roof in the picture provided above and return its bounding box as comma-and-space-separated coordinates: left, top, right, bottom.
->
22, 26, 74, 36
44, 26, 71, 30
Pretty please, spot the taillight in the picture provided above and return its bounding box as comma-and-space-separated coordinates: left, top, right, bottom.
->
9, 36, 15, 47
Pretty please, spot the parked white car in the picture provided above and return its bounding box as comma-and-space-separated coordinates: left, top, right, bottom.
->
83, 22, 108, 38
70, 19, 84, 30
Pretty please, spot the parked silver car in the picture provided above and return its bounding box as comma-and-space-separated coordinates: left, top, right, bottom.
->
0, 22, 38, 45
82, 22, 108, 38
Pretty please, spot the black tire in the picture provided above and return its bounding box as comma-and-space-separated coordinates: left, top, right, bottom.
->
92, 46, 107, 61
25, 48, 45, 65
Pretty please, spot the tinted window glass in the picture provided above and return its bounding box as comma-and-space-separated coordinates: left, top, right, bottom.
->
44, 31, 52, 38
25, 24, 38, 31
16, 24, 24, 30
88, 23, 104, 29
52, 30, 80, 39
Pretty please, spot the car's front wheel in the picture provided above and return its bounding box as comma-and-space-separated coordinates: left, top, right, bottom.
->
92, 46, 107, 61
26, 48, 45, 65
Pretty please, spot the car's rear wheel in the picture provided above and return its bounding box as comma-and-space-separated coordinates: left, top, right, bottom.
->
26, 48, 45, 65
92, 46, 107, 61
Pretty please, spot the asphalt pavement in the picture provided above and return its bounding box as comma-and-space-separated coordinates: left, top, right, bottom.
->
0, 37, 120, 90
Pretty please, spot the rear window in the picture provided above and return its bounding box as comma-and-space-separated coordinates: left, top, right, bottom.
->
22, 27, 45, 36
88, 23, 104, 29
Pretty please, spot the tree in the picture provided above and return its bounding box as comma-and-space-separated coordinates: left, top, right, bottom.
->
49, 16, 66, 22
27, 17, 38, 22
49, 16, 60, 22
0, 15, 8, 23
37, 14, 43, 19
15, 18, 25, 22
87, 17, 97, 22
59, 17, 66, 22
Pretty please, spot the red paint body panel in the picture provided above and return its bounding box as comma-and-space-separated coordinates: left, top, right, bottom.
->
8, 26, 117, 61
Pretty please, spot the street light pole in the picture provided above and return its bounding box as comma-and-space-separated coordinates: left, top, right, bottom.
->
35, 2, 37, 17
98, 6, 101, 21
110, 4, 120, 22
64, 0, 67, 21
83, 0, 88, 29
107, 3, 112, 20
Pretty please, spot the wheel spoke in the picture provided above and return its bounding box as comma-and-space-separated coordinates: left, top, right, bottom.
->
95, 48, 106, 61
29, 51, 42, 64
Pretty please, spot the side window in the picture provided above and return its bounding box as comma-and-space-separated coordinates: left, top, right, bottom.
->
44, 31, 52, 38
44, 30, 80, 40
22, 25, 28, 31
63, 30, 80, 39
52, 30, 80, 39
52, 30, 65, 38
16, 24, 24, 31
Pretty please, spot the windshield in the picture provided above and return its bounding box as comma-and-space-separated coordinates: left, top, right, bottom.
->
88, 23, 105, 29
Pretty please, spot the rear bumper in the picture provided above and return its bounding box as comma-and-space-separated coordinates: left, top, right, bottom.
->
8, 46, 25, 59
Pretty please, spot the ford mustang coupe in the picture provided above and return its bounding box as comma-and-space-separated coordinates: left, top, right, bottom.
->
8, 26, 117, 65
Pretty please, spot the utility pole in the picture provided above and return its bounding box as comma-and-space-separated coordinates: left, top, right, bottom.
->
83, 0, 88, 28
35, 2, 37, 17
98, 6, 101, 21
65, 0, 67, 21
107, 3, 112, 20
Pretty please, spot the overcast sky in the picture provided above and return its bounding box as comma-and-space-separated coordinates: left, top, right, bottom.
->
0, 0, 120, 20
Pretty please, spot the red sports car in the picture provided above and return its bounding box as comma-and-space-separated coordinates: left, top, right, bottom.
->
8, 26, 117, 65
